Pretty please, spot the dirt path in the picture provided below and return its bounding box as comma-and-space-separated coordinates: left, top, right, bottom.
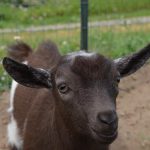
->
0, 92, 9, 150
1, 16, 150, 33
111, 64, 150, 150
0, 64, 150, 150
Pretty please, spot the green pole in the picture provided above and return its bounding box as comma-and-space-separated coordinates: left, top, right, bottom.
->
80, 0, 88, 51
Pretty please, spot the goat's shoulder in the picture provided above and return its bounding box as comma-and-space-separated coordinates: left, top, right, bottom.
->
23, 90, 57, 150
13, 86, 53, 131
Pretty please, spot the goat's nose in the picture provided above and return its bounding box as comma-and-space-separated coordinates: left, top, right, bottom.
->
98, 111, 118, 125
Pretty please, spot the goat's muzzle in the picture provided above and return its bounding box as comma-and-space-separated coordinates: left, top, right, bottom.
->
91, 110, 118, 144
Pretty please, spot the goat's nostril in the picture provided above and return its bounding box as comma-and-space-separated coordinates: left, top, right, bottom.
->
98, 111, 117, 125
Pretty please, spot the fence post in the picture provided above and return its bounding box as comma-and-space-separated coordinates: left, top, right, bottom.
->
80, 0, 88, 51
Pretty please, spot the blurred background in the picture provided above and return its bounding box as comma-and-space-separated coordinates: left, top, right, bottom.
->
1, 0, 150, 91
0, 1, 150, 150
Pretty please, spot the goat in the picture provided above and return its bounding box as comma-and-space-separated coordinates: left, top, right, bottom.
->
3, 41, 150, 150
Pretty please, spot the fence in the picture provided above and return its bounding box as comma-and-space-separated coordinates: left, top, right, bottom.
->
1, 0, 150, 92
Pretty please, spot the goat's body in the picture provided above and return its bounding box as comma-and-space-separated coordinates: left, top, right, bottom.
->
8, 42, 109, 150
8, 42, 110, 150
12, 41, 60, 132
8, 41, 62, 150
6, 41, 150, 150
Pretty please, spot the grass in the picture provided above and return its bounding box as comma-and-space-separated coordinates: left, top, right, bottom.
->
1, 0, 150, 92
1, 23, 150, 92
0, 0, 150, 28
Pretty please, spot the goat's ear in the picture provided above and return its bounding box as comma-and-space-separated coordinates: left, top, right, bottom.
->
114, 44, 150, 78
3, 57, 52, 89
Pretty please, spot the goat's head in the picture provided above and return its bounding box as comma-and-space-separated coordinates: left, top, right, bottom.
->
3, 44, 150, 144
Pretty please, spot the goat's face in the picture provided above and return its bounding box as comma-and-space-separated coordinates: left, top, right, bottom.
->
3, 43, 150, 145
53, 53, 119, 144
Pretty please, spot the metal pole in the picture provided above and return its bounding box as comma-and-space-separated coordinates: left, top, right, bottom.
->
80, 0, 88, 51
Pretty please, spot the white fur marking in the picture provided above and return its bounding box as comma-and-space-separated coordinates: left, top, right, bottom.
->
8, 61, 28, 113
8, 80, 18, 113
68, 51, 95, 59
114, 58, 122, 63
7, 61, 28, 149
7, 116, 23, 149
23, 61, 28, 65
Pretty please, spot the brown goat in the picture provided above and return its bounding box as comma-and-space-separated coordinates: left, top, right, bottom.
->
3, 41, 150, 150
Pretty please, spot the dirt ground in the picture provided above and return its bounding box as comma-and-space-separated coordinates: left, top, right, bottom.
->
0, 64, 150, 150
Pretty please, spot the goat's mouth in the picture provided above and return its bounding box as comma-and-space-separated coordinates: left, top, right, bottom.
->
91, 128, 118, 144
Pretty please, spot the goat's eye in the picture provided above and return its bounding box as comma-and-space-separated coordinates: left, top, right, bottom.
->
58, 83, 69, 94
116, 77, 120, 83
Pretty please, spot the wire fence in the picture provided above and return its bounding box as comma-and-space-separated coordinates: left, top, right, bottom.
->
1, 0, 150, 92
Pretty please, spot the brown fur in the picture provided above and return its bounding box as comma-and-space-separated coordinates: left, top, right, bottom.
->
12, 50, 114, 150
13, 41, 61, 143
5, 42, 150, 150
7, 41, 32, 62
71, 54, 114, 80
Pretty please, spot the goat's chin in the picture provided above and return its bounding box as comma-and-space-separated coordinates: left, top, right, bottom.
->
91, 128, 118, 144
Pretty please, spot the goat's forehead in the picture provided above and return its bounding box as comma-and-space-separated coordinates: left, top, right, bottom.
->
67, 51, 95, 59
66, 51, 113, 67
57, 51, 116, 80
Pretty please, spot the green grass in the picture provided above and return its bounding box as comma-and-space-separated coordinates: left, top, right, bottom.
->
1, 23, 150, 92
0, 48, 11, 92
89, 31, 150, 58
1, 0, 150, 92
0, 0, 150, 28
